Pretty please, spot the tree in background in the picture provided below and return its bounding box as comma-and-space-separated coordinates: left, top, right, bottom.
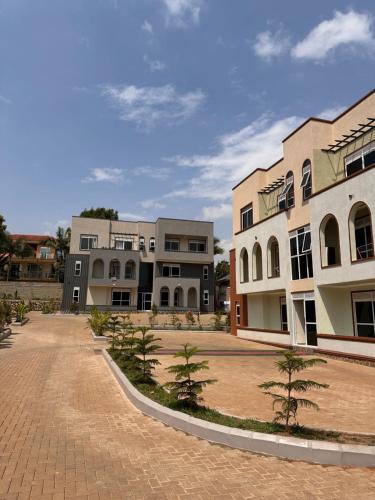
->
2, 237, 34, 281
0, 214, 8, 253
46, 226, 71, 282
80, 207, 119, 220
214, 237, 224, 256
215, 260, 229, 280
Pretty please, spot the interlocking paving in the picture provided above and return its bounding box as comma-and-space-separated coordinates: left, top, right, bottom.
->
0, 313, 374, 499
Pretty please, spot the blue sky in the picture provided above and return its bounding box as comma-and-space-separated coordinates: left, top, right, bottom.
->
1, 0, 375, 256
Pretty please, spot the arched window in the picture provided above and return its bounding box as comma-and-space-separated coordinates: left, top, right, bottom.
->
278, 171, 294, 210
174, 287, 183, 307
124, 260, 136, 279
301, 160, 312, 199
160, 287, 169, 307
109, 259, 120, 279
252, 243, 263, 281
349, 202, 374, 260
267, 237, 280, 278
240, 248, 249, 283
92, 259, 104, 279
320, 215, 341, 266
187, 287, 197, 308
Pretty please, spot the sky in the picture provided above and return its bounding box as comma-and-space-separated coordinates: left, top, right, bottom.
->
1, 0, 375, 257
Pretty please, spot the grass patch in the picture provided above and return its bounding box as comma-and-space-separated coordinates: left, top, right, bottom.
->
108, 349, 375, 445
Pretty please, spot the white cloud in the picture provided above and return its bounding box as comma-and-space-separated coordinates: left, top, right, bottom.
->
202, 203, 232, 220
165, 114, 303, 201
43, 219, 69, 235
102, 84, 205, 128
0, 95, 12, 104
140, 199, 167, 210
141, 20, 153, 34
143, 54, 166, 72
132, 166, 171, 180
82, 168, 123, 183
292, 10, 375, 61
162, 0, 202, 27
254, 29, 290, 60
118, 212, 146, 220
318, 105, 346, 120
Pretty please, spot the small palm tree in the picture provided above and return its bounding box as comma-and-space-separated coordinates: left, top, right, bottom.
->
46, 227, 71, 262
259, 350, 329, 432
164, 343, 217, 407
3, 237, 34, 281
214, 237, 224, 255
134, 327, 162, 382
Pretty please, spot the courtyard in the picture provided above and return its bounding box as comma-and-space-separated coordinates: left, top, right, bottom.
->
0, 313, 374, 499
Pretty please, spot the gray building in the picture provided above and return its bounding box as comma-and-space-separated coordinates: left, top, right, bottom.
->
62, 216, 214, 313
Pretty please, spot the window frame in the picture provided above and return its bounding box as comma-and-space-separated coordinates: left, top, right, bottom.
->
240, 204, 253, 231
188, 240, 206, 253
79, 234, 98, 251
203, 265, 209, 280
203, 289, 209, 306
160, 289, 169, 307
301, 161, 312, 200
162, 264, 180, 277
352, 291, 375, 338
165, 239, 180, 252
72, 286, 80, 303
149, 237, 155, 251
289, 226, 313, 280
112, 290, 131, 307
278, 172, 294, 210
345, 140, 375, 178
74, 260, 82, 277
114, 238, 133, 251
235, 302, 240, 326
280, 297, 288, 331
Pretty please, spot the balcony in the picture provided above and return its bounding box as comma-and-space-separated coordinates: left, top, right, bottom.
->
88, 248, 140, 287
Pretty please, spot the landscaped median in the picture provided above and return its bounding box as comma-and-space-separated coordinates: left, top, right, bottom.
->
102, 348, 375, 467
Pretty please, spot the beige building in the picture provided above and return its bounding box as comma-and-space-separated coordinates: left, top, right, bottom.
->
62, 216, 215, 313
231, 89, 375, 359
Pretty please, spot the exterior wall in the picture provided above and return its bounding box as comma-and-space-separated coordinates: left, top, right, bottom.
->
70, 217, 110, 254
61, 254, 90, 311
87, 286, 138, 308
0, 281, 62, 300
153, 277, 201, 310
87, 249, 140, 288
231, 89, 375, 358
155, 218, 214, 264
310, 167, 375, 287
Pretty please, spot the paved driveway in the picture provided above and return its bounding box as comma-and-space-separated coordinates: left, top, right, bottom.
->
0, 313, 374, 499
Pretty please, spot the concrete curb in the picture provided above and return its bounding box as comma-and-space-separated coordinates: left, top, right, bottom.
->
90, 329, 108, 341
0, 329, 12, 342
102, 349, 375, 467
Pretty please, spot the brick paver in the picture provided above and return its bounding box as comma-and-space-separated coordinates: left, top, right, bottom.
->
0, 313, 374, 499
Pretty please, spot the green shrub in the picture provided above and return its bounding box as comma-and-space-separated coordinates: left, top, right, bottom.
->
15, 302, 28, 322
170, 312, 182, 329
69, 302, 79, 314
185, 311, 195, 326
0, 301, 12, 332
88, 307, 110, 336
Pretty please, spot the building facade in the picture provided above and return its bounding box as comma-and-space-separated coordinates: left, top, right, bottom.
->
0, 235, 57, 282
231, 89, 375, 359
62, 216, 214, 313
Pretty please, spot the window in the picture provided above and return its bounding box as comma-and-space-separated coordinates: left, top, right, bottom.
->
174, 287, 183, 307
345, 141, 375, 177
280, 298, 288, 331
235, 302, 240, 326
72, 287, 80, 303
112, 290, 131, 307
267, 237, 280, 278
353, 292, 375, 338
80, 235, 97, 250
92, 259, 104, 279
203, 265, 208, 280
349, 202, 374, 260
305, 300, 317, 346
115, 238, 133, 251
40, 247, 50, 259
241, 204, 253, 230
149, 237, 155, 251
160, 287, 169, 307
74, 260, 82, 277
109, 259, 121, 279
139, 236, 145, 250
290, 226, 313, 280
162, 264, 180, 277
301, 160, 312, 199
278, 171, 294, 210
165, 239, 180, 252
203, 290, 209, 306
240, 247, 249, 283
320, 215, 341, 267
252, 243, 263, 281
125, 260, 135, 279
189, 240, 206, 253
